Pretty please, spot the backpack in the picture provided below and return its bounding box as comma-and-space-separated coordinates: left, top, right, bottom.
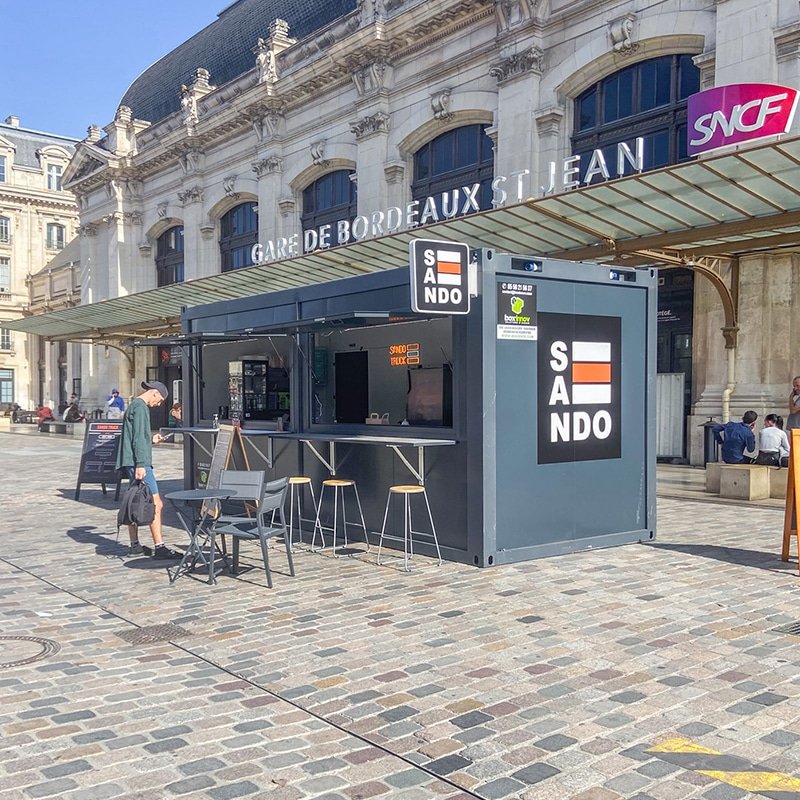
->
117, 480, 155, 527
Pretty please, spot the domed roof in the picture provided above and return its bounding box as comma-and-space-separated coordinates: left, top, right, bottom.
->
120, 0, 358, 125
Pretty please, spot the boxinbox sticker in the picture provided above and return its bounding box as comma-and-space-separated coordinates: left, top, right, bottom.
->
497, 282, 537, 340
410, 239, 470, 315
537, 313, 621, 464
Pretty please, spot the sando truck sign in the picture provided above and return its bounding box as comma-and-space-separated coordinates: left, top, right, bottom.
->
687, 83, 799, 156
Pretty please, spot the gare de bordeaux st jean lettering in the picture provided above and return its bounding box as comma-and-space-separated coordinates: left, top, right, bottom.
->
250, 139, 646, 266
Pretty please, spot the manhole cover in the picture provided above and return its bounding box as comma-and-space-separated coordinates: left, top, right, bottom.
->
0, 635, 60, 668
115, 623, 191, 645
772, 622, 800, 636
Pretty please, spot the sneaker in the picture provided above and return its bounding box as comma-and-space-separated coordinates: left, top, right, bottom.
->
127, 542, 144, 556
152, 544, 183, 560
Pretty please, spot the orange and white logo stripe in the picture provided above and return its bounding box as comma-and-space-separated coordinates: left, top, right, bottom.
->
436, 249, 463, 286
571, 341, 611, 404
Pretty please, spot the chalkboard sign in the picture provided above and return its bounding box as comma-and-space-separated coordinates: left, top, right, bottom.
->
200, 424, 249, 490
75, 420, 124, 500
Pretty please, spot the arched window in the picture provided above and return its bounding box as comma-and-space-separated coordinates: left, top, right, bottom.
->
220, 203, 258, 272
301, 170, 357, 241
412, 125, 495, 219
0, 216, 9, 244
156, 226, 184, 287
572, 54, 700, 178
46, 223, 65, 250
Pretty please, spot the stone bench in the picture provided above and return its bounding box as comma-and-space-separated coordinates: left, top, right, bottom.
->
40, 421, 81, 436
770, 467, 788, 499
718, 464, 770, 500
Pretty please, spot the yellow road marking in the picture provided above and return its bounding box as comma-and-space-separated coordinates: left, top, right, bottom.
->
698, 771, 800, 792
647, 738, 720, 755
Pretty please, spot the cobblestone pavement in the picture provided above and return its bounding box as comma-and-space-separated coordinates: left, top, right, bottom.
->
2, 434, 800, 800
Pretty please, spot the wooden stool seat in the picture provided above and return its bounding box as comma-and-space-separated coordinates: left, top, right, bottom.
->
323, 478, 355, 487
289, 476, 312, 485
390, 485, 425, 494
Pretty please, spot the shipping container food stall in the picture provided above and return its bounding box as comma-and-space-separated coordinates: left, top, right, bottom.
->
178, 247, 657, 566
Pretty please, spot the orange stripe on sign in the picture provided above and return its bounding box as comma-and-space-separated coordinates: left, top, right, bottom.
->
437, 260, 462, 274
572, 362, 611, 383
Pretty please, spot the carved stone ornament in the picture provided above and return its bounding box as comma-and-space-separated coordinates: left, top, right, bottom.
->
609, 13, 637, 54
489, 46, 544, 83
78, 223, 97, 237
252, 156, 283, 177
534, 106, 564, 137
351, 112, 391, 140
431, 89, 453, 121
157, 202, 168, 219
199, 223, 215, 240
104, 180, 121, 201
250, 107, 284, 143
177, 185, 203, 205
351, 61, 388, 96
384, 161, 405, 185
85, 125, 102, 143
138, 242, 152, 256
495, 0, 535, 33
180, 149, 204, 175
254, 38, 278, 85
115, 105, 132, 123
180, 85, 198, 130
223, 175, 238, 197
125, 211, 143, 225
310, 140, 328, 166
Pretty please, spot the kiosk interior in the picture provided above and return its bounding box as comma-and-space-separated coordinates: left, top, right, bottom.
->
181, 250, 656, 567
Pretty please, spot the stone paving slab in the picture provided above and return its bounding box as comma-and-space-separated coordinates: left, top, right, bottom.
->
2, 436, 800, 799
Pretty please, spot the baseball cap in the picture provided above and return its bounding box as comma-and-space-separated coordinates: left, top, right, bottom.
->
111, 388, 119, 394
141, 380, 169, 400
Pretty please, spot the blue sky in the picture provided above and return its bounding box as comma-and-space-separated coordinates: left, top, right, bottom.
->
2, 1, 228, 139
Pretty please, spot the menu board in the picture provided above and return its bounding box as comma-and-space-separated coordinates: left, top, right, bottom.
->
74, 420, 123, 500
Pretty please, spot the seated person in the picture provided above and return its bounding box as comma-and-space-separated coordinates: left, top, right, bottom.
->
712, 410, 757, 464
63, 402, 85, 423
756, 413, 790, 467
168, 402, 183, 428
36, 405, 54, 431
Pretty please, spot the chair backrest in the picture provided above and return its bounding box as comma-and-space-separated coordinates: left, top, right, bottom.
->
259, 476, 288, 522
219, 470, 266, 503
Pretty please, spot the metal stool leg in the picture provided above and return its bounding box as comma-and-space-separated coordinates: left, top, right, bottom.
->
376, 490, 392, 565
289, 484, 298, 552
351, 484, 370, 552
311, 483, 327, 552
422, 489, 442, 566
403, 492, 411, 572
334, 486, 348, 557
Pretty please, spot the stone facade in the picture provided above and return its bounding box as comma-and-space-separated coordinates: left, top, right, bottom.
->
61, 0, 800, 461
0, 116, 78, 411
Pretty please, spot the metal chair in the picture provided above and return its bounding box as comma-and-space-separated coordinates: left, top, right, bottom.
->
215, 476, 295, 588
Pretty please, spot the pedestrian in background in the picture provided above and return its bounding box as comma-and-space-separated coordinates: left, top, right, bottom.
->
787, 376, 800, 430
106, 388, 125, 419
712, 410, 758, 464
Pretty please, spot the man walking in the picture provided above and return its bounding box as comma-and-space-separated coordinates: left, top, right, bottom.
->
116, 380, 182, 558
712, 410, 758, 464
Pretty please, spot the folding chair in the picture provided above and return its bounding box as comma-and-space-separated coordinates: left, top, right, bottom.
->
215, 476, 295, 588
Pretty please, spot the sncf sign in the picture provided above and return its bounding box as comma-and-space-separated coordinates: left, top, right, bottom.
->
688, 83, 799, 156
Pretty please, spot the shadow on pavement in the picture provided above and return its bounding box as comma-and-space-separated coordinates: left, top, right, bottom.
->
647, 541, 798, 573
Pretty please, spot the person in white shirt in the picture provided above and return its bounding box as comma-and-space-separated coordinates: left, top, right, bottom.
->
757, 414, 790, 467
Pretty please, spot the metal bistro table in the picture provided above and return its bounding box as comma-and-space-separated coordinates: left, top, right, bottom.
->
164, 488, 236, 585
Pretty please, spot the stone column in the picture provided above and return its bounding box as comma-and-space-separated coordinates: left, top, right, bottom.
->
178, 185, 206, 280
253, 155, 286, 254
714, 0, 778, 85
490, 46, 544, 203
351, 112, 391, 215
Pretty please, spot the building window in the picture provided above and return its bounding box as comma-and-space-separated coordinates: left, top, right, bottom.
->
46, 223, 65, 250
572, 54, 700, 178
412, 125, 495, 218
0, 257, 9, 291
0, 368, 12, 403
0, 216, 9, 244
0, 329, 11, 352
220, 203, 258, 272
156, 226, 184, 286
301, 170, 357, 242
0, 155, 6, 183
47, 164, 63, 191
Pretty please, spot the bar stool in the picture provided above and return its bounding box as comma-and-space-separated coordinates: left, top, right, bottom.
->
312, 479, 369, 557
287, 476, 317, 551
377, 485, 442, 572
